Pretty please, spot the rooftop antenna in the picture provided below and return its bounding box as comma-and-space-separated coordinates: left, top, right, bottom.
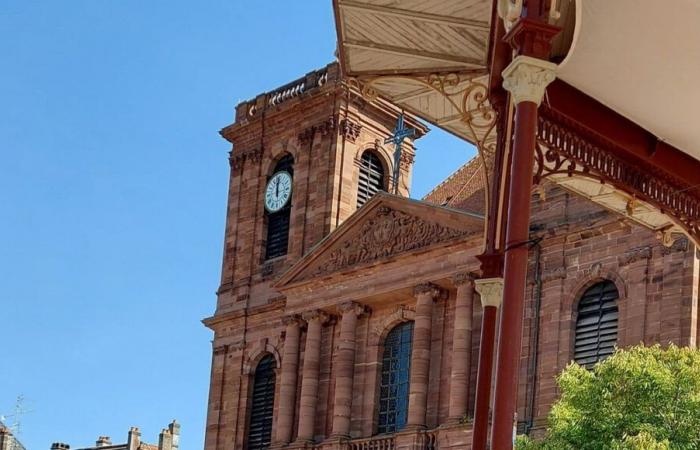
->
1, 395, 31, 437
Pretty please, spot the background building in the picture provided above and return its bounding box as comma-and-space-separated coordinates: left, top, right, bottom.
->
50, 421, 179, 450
0, 422, 27, 450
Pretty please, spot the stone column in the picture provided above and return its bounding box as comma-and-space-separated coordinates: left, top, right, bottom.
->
296, 310, 329, 443
331, 301, 364, 438
448, 273, 475, 422
276, 315, 303, 445
406, 283, 441, 429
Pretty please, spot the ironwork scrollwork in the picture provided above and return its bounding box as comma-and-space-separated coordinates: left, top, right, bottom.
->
535, 112, 700, 242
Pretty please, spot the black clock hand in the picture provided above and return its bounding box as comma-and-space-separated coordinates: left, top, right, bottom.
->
275, 178, 280, 197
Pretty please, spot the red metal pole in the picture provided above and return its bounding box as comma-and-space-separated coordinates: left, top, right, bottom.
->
471, 304, 498, 450
490, 100, 539, 449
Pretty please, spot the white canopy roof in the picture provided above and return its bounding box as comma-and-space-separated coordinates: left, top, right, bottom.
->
558, 0, 700, 158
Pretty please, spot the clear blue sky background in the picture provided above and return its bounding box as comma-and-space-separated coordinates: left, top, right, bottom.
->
0, 2, 475, 449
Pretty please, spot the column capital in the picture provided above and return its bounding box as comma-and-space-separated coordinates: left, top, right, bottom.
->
338, 301, 367, 316
282, 314, 304, 327
413, 282, 441, 299
502, 55, 557, 106
474, 278, 504, 308
301, 309, 330, 324
452, 272, 476, 286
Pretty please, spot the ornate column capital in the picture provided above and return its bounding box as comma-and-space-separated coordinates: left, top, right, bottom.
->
338, 301, 367, 317
302, 309, 330, 324
474, 277, 504, 308
413, 282, 441, 299
452, 272, 476, 286
502, 55, 557, 106
282, 314, 304, 327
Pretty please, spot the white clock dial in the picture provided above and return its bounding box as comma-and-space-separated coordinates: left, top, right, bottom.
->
264, 171, 293, 213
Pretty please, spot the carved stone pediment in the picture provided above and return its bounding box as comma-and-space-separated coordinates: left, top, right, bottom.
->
275, 193, 484, 289
306, 206, 468, 279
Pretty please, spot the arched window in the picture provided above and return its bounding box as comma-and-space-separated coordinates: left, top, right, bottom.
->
247, 354, 276, 450
357, 150, 385, 208
377, 321, 413, 434
574, 280, 619, 368
265, 154, 294, 259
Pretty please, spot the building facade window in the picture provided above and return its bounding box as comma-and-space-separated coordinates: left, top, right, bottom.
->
377, 321, 413, 434
246, 354, 276, 450
574, 280, 619, 368
357, 150, 385, 208
265, 154, 294, 259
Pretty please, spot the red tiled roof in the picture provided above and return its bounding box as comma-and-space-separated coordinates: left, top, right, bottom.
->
422, 157, 486, 214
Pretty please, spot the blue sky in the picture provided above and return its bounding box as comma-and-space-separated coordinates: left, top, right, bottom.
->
0, 1, 475, 449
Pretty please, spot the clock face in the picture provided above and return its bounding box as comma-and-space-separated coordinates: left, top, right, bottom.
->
264, 171, 293, 213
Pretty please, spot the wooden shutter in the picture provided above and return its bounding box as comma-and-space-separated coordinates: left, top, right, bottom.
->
574, 280, 619, 368
357, 151, 385, 208
247, 355, 276, 450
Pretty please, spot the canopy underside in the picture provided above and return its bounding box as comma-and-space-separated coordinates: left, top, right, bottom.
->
334, 0, 698, 243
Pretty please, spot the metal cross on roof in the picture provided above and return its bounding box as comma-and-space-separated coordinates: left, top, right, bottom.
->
384, 113, 416, 194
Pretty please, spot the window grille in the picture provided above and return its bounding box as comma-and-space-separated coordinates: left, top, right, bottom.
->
265, 154, 294, 259
246, 354, 276, 450
377, 321, 413, 434
357, 151, 385, 208
574, 280, 619, 368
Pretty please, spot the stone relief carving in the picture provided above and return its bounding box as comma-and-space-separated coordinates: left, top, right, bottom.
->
618, 246, 653, 267
229, 147, 263, 170
298, 116, 336, 144
304, 206, 472, 279
371, 304, 415, 340
541, 266, 567, 283
339, 118, 362, 143
660, 236, 689, 255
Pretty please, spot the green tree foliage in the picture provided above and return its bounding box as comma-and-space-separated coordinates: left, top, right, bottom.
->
515, 345, 700, 449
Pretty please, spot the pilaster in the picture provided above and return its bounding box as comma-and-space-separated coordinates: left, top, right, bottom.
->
448, 273, 475, 422
297, 310, 330, 443
406, 283, 441, 429
331, 301, 366, 438
275, 315, 304, 445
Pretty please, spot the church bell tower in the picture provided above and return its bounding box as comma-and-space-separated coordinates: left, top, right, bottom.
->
203, 62, 426, 449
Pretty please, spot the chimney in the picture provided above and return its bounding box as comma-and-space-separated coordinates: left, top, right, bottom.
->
157, 429, 171, 450
127, 427, 141, 450
51, 444, 70, 450
96, 436, 112, 447
168, 420, 180, 449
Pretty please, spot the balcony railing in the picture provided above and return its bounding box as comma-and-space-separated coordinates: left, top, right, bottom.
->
348, 435, 395, 450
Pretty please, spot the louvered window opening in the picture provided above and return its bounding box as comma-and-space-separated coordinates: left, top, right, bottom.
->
357, 151, 385, 208
574, 280, 619, 368
247, 354, 276, 450
265, 155, 294, 260
378, 321, 413, 434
